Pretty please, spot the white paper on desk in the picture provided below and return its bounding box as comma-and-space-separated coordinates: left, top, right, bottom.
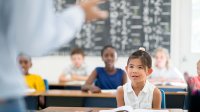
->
25, 88, 36, 93
152, 81, 187, 87
101, 89, 116, 93
167, 82, 187, 87
66, 81, 85, 85
99, 106, 169, 112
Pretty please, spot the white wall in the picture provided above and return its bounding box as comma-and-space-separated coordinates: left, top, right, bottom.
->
31, 0, 200, 82
171, 0, 200, 76
30, 56, 128, 82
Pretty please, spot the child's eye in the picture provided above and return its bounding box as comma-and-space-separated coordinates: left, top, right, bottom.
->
138, 66, 143, 69
129, 65, 134, 68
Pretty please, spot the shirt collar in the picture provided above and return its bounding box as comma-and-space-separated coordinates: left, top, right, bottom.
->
141, 80, 149, 93
127, 80, 149, 93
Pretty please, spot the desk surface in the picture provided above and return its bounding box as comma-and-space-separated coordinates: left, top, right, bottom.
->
26, 91, 44, 96
49, 81, 85, 86
49, 81, 187, 89
42, 90, 116, 98
42, 107, 184, 112
42, 90, 187, 97
42, 107, 112, 112
165, 91, 187, 95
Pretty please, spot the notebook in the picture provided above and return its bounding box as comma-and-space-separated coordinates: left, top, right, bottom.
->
99, 106, 169, 112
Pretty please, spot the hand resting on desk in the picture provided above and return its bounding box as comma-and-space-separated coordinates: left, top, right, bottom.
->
81, 85, 101, 93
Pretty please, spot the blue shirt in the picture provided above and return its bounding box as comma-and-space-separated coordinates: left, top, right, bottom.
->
95, 67, 125, 89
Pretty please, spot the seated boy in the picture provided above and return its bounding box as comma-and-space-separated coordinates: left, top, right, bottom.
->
18, 53, 45, 108
18, 53, 45, 92
59, 48, 89, 82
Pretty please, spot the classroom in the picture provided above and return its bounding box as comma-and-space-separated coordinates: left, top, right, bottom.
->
1, 0, 200, 112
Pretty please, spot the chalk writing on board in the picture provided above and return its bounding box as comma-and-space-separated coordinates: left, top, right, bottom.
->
53, 0, 171, 56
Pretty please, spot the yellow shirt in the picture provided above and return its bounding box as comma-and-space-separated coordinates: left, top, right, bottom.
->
25, 74, 45, 91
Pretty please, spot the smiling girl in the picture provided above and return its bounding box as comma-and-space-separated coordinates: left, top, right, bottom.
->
116, 48, 161, 109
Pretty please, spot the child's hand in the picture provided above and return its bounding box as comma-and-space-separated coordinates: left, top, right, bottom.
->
90, 86, 101, 93
81, 85, 89, 92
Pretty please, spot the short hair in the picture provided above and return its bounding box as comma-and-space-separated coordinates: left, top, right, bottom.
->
127, 48, 152, 69
70, 48, 85, 57
18, 53, 32, 62
100, 45, 116, 57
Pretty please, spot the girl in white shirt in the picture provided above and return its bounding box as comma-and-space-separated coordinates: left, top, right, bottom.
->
116, 48, 161, 109
150, 47, 185, 83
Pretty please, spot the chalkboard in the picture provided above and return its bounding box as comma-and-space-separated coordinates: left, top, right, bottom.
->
53, 0, 171, 56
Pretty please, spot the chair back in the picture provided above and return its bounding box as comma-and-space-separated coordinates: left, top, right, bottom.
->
43, 79, 49, 91
160, 89, 166, 108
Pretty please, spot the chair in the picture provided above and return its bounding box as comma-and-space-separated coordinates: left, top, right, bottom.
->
43, 79, 49, 91
160, 89, 166, 108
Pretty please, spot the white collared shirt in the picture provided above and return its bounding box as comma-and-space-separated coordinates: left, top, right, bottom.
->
123, 81, 155, 109
151, 67, 185, 81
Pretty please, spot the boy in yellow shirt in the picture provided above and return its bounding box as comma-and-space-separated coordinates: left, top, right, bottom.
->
18, 53, 45, 92
18, 53, 46, 108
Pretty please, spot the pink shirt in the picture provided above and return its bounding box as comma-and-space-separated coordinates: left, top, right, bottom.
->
188, 76, 200, 90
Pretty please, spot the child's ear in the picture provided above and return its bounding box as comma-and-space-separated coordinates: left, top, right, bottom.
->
148, 68, 153, 74
125, 66, 128, 71
30, 62, 32, 68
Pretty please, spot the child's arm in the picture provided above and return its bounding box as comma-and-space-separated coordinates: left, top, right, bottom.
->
116, 86, 125, 107
122, 72, 127, 84
152, 88, 161, 109
71, 74, 89, 81
59, 73, 71, 83
35, 76, 45, 91
81, 69, 101, 93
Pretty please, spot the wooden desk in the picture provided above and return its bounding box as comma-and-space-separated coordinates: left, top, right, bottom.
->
149, 79, 187, 92
42, 107, 112, 112
49, 81, 187, 92
25, 91, 44, 110
43, 90, 116, 108
41, 107, 184, 112
158, 85, 187, 92
49, 81, 84, 90
43, 90, 187, 109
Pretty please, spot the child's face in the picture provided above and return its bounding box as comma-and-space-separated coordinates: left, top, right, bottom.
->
71, 54, 84, 68
126, 58, 151, 83
155, 51, 167, 69
197, 62, 200, 76
18, 56, 32, 75
102, 48, 117, 68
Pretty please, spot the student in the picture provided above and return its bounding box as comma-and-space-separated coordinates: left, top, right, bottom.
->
59, 48, 89, 82
116, 48, 161, 109
150, 47, 184, 82
18, 53, 46, 109
18, 53, 45, 92
188, 59, 200, 90
81, 45, 127, 93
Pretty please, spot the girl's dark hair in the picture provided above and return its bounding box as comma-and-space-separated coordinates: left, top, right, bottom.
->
127, 49, 152, 69
101, 45, 116, 56
70, 48, 85, 57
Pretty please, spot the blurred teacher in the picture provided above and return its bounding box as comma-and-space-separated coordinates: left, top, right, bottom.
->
0, 0, 107, 112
